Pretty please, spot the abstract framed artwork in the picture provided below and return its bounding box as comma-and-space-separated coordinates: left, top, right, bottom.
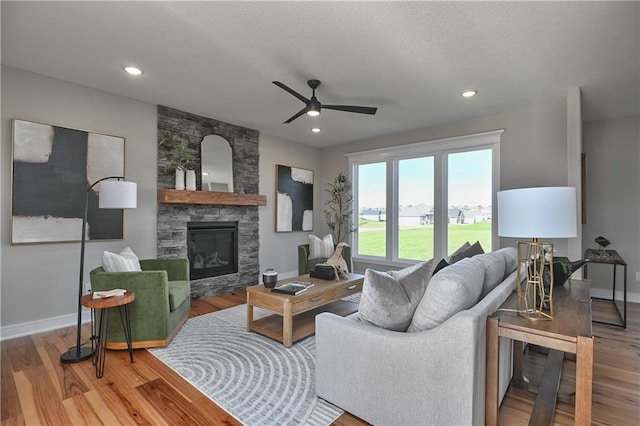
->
275, 164, 313, 232
11, 119, 125, 244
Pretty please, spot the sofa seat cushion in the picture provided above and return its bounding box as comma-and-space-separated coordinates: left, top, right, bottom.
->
358, 260, 435, 331
168, 280, 190, 311
408, 257, 484, 332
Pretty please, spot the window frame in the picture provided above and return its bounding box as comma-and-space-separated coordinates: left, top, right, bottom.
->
347, 129, 504, 268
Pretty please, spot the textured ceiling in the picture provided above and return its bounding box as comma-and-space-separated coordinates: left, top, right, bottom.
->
2, 1, 638, 147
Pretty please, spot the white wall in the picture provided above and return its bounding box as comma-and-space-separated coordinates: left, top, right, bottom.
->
258, 133, 321, 278
318, 99, 571, 272
1, 66, 158, 335
582, 115, 640, 300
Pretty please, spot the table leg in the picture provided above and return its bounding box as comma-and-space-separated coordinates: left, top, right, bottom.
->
623, 264, 627, 328
95, 308, 109, 378
283, 300, 293, 348
246, 297, 254, 332
512, 341, 529, 389
485, 316, 499, 426
118, 305, 134, 363
575, 336, 593, 425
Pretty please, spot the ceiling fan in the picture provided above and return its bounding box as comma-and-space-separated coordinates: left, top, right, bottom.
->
272, 79, 378, 124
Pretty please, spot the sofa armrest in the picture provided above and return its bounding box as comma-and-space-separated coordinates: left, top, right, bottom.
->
90, 268, 171, 315
298, 245, 310, 275
140, 258, 189, 281
316, 311, 482, 426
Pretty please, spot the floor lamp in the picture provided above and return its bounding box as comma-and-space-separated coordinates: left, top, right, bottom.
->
497, 187, 577, 320
60, 177, 137, 363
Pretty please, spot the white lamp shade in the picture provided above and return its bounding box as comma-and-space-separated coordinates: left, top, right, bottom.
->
99, 181, 137, 209
497, 186, 577, 238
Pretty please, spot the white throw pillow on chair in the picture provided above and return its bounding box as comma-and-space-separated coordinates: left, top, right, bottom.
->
102, 247, 142, 272
308, 234, 334, 260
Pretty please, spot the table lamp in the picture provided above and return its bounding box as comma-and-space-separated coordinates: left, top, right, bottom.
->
497, 187, 577, 320
61, 177, 137, 363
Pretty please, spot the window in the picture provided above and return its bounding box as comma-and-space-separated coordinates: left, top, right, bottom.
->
348, 130, 502, 266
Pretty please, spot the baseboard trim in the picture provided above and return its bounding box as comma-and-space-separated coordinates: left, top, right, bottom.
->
1, 308, 92, 341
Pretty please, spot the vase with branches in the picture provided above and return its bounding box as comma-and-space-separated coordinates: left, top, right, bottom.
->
159, 131, 197, 190
324, 172, 356, 243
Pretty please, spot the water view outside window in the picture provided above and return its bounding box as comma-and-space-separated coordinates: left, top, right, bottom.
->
447, 149, 492, 254
357, 162, 386, 257
398, 157, 434, 261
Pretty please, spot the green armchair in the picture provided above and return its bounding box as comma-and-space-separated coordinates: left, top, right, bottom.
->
89, 258, 191, 349
297, 244, 352, 275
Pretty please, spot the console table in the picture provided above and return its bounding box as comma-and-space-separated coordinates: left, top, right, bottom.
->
583, 248, 627, 328
486, 280, 593, 425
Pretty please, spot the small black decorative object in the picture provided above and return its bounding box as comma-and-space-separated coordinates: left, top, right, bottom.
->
543, 257, 590, 289
263, 268, 278, 288
595, 236, 611, 250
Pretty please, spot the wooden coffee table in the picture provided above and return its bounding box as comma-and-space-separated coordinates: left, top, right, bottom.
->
246, 273, 364, 347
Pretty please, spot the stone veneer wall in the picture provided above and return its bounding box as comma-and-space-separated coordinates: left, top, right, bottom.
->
157, 105, 260, 297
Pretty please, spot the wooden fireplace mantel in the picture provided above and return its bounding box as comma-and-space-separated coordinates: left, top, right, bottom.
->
158, 189, 267, 206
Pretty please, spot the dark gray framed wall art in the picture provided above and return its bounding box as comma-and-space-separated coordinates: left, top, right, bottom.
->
275, 164, 313, 232
11, 119, 125, 244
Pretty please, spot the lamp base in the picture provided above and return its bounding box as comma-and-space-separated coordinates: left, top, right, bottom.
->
517, 240, 554, 321
60, 346, 94, 363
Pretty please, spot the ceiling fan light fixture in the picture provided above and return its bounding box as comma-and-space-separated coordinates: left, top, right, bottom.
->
461, 90, 477, 98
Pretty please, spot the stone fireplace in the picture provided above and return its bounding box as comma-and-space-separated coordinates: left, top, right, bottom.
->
156, 105, 261, 298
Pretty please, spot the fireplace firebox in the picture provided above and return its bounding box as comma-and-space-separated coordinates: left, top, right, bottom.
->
187, 221, 238, 279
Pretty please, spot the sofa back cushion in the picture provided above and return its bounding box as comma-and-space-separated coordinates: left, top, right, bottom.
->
408, 257, 484, 332
493, 247, 518, 278
473, 252, 506, 299
358, 260, 435, 331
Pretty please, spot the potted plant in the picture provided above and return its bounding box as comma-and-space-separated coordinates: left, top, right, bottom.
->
159, 132, 197, 190
324, 172, 356, 243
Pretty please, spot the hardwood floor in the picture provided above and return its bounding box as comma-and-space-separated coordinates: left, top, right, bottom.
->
1, 294, 638, 425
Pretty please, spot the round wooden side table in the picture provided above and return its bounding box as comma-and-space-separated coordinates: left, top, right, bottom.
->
82, 291, 135, 378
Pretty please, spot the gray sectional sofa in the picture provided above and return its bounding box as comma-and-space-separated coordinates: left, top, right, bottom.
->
315, 247, 519, 425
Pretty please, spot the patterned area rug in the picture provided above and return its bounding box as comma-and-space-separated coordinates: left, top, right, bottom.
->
148, 302, 350, 426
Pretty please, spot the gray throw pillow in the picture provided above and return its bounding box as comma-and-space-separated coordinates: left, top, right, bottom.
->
448, 241, 470, 262
448, 241, 484, 264
358, 260, 435, 332
408, 257, 484, 332
473, 252, 506, 299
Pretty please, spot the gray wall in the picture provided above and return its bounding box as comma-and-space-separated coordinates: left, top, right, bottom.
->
317, 100, 571, 272
0, 66, 322, 336
1, 66, 158, 331
258, 133, 321, 278
2, 66, 637, 336
583, 115, 640, 297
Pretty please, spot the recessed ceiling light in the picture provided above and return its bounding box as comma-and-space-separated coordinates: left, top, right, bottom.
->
311, 127, 321, 133
461, 90, 477, 98
124, 66, 143, 76
202, 172, 209, 176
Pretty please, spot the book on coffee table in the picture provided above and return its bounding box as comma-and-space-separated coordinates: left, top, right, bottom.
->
271, 281, 314, 295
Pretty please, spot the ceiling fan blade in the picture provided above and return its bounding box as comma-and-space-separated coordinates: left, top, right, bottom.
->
272, 81, 310, 104
282, 107, 308, 124
322, 105, 378, 115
